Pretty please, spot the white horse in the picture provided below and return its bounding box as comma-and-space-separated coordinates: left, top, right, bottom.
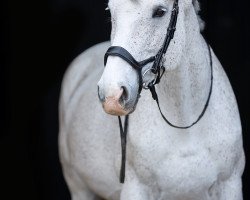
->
59, 0, 245, 199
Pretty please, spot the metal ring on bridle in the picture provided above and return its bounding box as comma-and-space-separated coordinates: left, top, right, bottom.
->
142, 68, 158, 89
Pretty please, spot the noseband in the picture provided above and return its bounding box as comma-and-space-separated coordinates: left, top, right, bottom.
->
103, 0, 214, 183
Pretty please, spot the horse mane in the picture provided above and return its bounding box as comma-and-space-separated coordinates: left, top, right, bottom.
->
192, 0, 205, 31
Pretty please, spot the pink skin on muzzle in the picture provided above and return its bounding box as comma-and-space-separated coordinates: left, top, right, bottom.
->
102, 88, 129, 116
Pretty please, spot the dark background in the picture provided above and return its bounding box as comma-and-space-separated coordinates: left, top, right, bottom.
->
1, 0, 249, 199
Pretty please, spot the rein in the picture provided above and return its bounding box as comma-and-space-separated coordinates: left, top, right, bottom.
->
103, 0, 213, 183
148, 43, 213, 129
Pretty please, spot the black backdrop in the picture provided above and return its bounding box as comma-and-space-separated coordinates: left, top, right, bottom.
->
1, 0, 249, 199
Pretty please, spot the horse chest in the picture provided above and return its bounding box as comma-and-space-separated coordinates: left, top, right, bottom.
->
127, 127, 218, 198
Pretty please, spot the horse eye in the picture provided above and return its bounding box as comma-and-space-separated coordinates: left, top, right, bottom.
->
152, 7, 167, 18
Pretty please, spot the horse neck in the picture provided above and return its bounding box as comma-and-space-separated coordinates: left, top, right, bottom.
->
157, 9, 211, 127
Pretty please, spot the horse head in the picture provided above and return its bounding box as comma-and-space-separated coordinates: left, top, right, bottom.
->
98, 0, 198, 116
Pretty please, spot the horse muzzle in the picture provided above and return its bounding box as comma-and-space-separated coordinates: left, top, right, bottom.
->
98, 86, 134, 116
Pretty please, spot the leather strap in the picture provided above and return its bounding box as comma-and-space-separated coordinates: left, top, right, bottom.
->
118, 115, 129, 183
105, 46, 156, 70
148, 42, 213, 129
104, 46, 141, 69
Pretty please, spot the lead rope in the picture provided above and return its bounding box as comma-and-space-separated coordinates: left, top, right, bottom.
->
118, 115, 129, 183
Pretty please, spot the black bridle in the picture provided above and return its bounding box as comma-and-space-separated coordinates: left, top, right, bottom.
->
103, 0, 213, 183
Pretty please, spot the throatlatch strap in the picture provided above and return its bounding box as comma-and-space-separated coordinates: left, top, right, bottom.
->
118, 115, 129, 183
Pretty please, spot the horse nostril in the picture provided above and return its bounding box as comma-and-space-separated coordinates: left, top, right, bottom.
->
97, 86, 105, 102
119, 86, 129, 104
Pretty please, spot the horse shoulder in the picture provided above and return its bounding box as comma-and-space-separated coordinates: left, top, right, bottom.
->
205, 51, 244, 181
